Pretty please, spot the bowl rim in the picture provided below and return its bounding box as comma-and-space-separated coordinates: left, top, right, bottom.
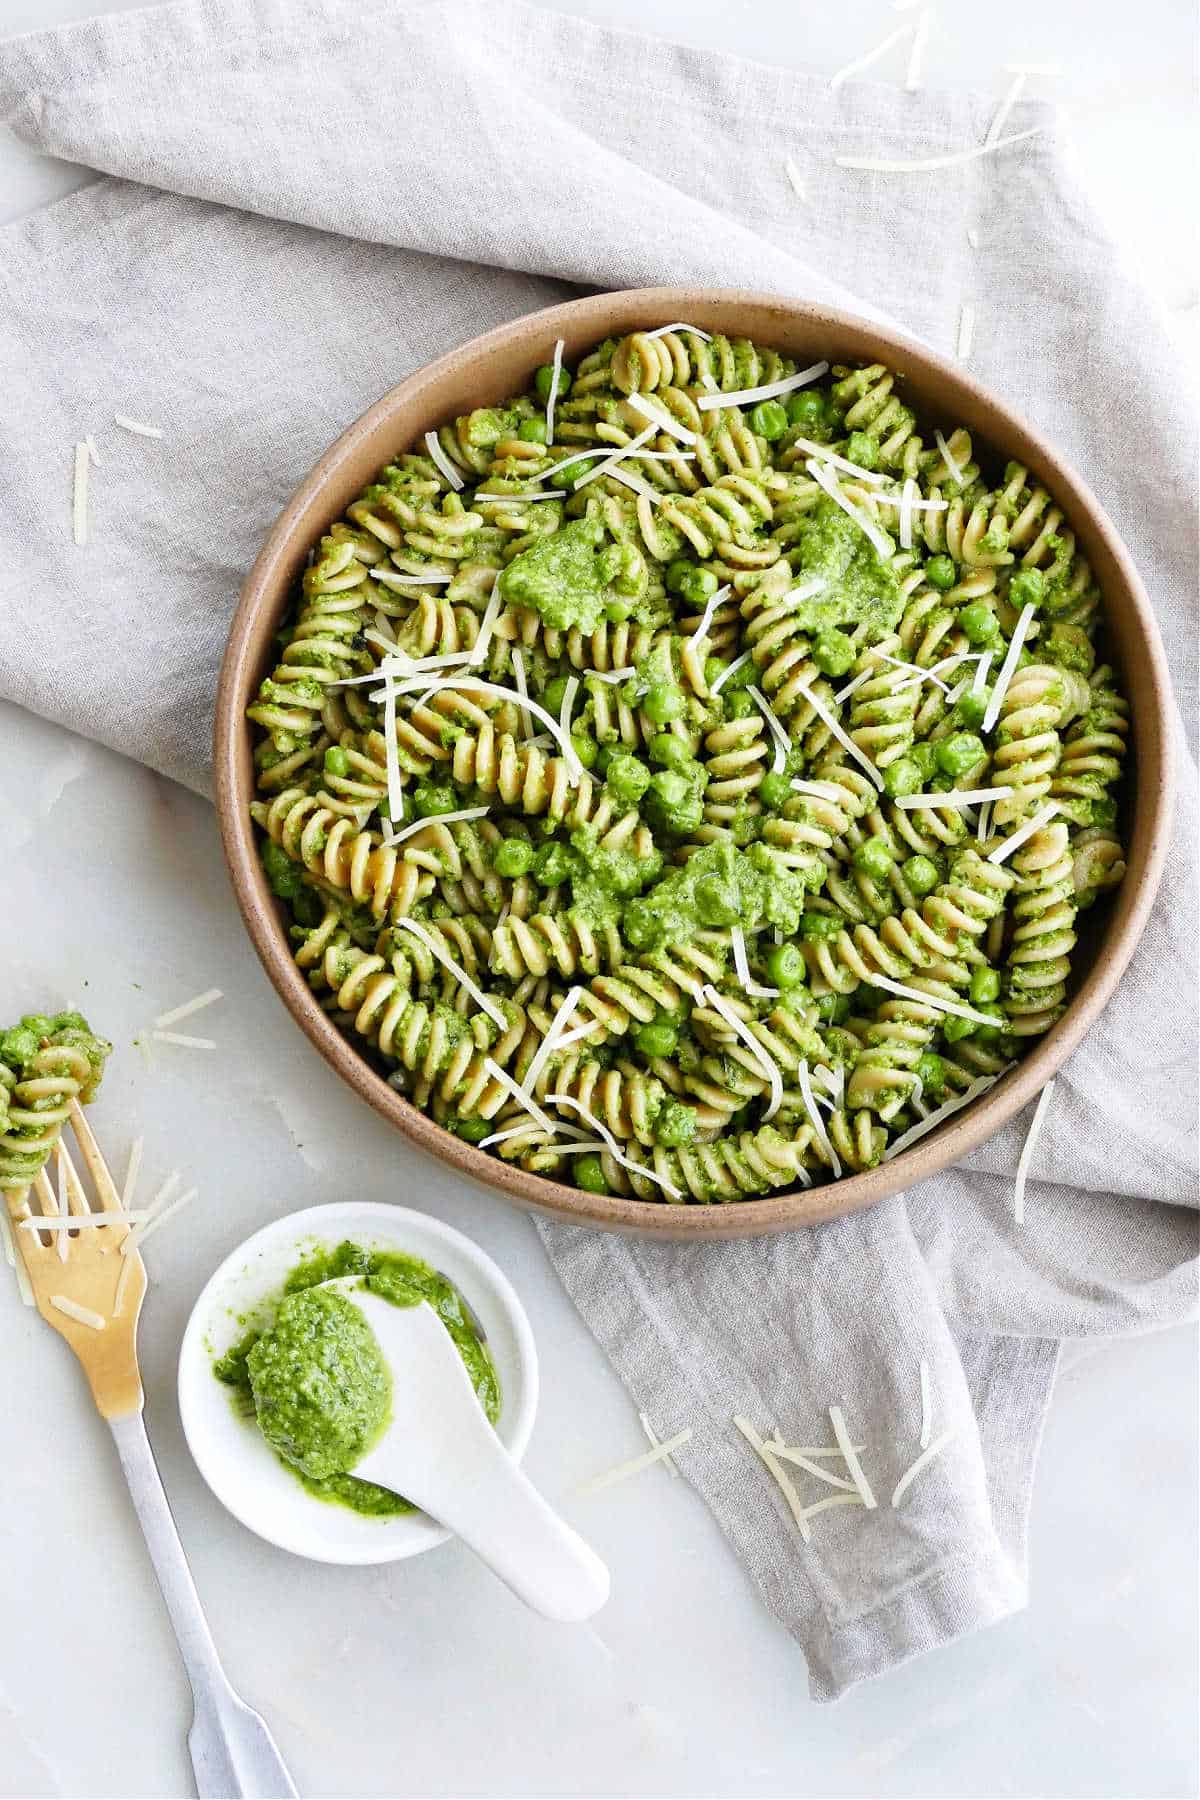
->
214, 285, 1174, 1240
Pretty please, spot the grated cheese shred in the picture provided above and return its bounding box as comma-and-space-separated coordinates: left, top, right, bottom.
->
697, 363, 830, 411
1013, 1079, 1055, 1225
891, 1427, 955, 1508
805, 458, 894, 560
982, 601, 1037, 732
114, 415, 163, 438
797, 1059, 841, 1177
828, 1405, 877, 1509
639, 1410, 681, 1474
577, 1427, 692, 1496
544, 337, 565, 445
700, 987, 784, 1123
836, 126, 1044, 174
152, 990, 223, 1030
626, 392, 699, 446
50, 1295, 105, 1330
395, 917, 506, 1027
423, 430, 465, 491
829, 19, 917, 90
794, 679, 885, 791
747, 685, 790, 774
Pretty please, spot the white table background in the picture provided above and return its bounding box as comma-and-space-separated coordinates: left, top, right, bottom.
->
1, 2, 1196, 1796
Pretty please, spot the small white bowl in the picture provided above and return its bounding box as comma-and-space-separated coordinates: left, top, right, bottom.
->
178, 1202, 538, 1565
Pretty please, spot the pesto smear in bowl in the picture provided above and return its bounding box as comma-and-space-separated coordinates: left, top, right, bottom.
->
214, 1240, 500, 1518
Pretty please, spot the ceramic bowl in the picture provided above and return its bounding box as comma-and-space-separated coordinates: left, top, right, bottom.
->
213, 288, 1173, 1239
178, 1202, 538, 1564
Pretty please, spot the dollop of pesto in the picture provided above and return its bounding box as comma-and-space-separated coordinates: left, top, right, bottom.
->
622, 840, 808, 955
246, 1287, 391, 1482
498, 517, 614, 634
788, 498, 903, 635
214, 1240, 500, 1519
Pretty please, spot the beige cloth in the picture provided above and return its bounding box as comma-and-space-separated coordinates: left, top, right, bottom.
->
0, 0, 1195, 1700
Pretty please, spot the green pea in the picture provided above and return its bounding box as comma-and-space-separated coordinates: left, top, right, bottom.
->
758, 771, 792, 812
593, 743, 615, 776
1008, 567, 1046, 611
970, 965, 1001, 1005
680, 566, 720, 608
634, 1020, 678, 1059
703, 656, 727, 689
786, 390, 827, 429
812, 630, 856, 678
694, 873, 741, 926
452, 1114, 490, 1144
553, 461, 587, 490
724, 689, 755, 719
845, 430, 878, 470
959, 601, 1000, 645
722, 657, 756, 693
543, 675, 570, 717
533, 842, 574, 887
853, 835, 895, 881
570, 731, 597, 769
655, 1100, 697, 1148
972, 1003, 1007, 1042
935, 732, 986, 780
604, 597, 634, 623
574, 1153, 611, 1195
606, 752, 651, 805
376, 797, 393, 821
815, 992, 851, 1023
902, 853, 940, 897
956, 689, 988, 728
649, 733, 691, 771
883, 756, 922, 799
323, 746, 350, 777
909, 741, 938, 780
750, 400, 789, 441
801, 910, 842, 942
413, 782, 457, 817
942, 1013, 975, 1042
517, 417, 548, 443
665, 559, 695, 596
925, 554, 957, 591
534, 363, 571, 403
765, 942, 805, 990
494, 837, 534, 879
916, 1051, 946, 1096
644, 684, 685, 726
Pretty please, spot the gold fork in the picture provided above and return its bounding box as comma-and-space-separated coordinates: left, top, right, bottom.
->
9, 1102, 298, 1800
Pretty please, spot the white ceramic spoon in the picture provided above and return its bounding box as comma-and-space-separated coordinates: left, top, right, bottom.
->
322, 1282, 610, 1622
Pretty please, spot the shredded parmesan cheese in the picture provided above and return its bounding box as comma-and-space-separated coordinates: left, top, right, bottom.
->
784, 156, 808, 203
644, 322, 712, 342
697, 362, 829, 411
394, 917, 507, 1026
895, 785, 1013, 809
731, 927, 779, 1000
114, 415, 163, 438
520, 987, 583, 1098
883, 1071, 1000, 1160
153, 989, 222, 1030
85, 434, 102, 467
794, 679, 885, 790
151, 1031, 217, 1050
985, 71, 1027, 147
1013, 1079, 1055, 1225
747, 685, 790, 774
700, 987, 784, 1124
396, 674, 583, 781
710, 653, 750, 695
871, 649, 950, 692
382, 805, 489, 852
626, 392, 700, 446
50, 1295, 106, 1330
836, 126, 1044, 174
692, 583, 730, 646
72, 441, 90, 545
982, 601, 1037, 732
484, 1059, 556, 1135
573, 424, 657, 490
544, 337, 565, 444
869, 973, 1005, 1030
733, 1416, 813, 1542
828, 1405, 877, 1509
905, 8, 932, 89
639, 1410, 681, 1474
769, 1448, 858, 1490
577, 1428, 693, 1496
967, 226, 982, 250
891, 1428, 955, 1508
423, 430, 465, 491
797, 1059, 841, 1177
546, 1093, 683, 1200
790, 435, 886, 486
805, 458, 894, 561
368, 568, 450, 589
829, 19, 916, 90
956, 302, 977, 361
898, 476, 917, 550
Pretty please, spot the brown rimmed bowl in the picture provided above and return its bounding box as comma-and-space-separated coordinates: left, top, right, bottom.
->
214, 287, 1173, 1240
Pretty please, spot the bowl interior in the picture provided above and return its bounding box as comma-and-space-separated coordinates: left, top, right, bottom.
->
178, 1202, 538, 1564
215, 288, 1173, 1239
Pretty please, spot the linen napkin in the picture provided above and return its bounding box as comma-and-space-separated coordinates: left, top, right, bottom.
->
1, 0, 1195, 1701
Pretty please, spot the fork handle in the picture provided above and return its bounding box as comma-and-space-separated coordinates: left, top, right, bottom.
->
110, 1413, 299, 1798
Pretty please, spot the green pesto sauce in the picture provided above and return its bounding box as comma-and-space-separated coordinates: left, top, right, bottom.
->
498, 517, 612, 634
624, 839, 808, 955
213, 1240, 500, 1519
789, 499, 903, 635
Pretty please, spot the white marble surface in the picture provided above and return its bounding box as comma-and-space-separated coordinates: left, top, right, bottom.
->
1, 2, 1196, 1796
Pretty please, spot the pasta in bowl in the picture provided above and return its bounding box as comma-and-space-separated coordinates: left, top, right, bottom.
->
215, 289, 1171, 1238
